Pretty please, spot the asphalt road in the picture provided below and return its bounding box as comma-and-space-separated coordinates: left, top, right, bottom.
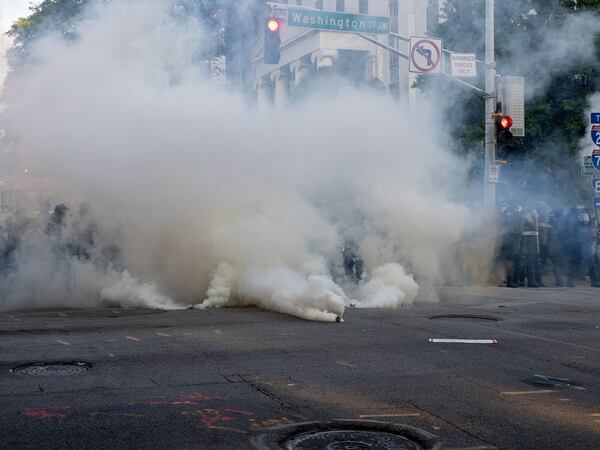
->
1, 286, 599, 449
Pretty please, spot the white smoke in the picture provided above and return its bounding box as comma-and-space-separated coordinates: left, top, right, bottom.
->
0, 0, 482, 320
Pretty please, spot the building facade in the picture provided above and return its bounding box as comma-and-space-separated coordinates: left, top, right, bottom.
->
227, 0, 441, 106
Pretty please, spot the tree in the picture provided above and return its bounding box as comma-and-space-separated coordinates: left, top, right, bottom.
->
6, 0, 223, 70
418, 0, 600, 204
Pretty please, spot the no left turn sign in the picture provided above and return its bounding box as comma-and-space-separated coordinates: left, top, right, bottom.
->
409, 36, 443, 74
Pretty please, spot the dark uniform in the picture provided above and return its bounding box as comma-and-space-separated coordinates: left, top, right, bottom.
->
520, 210, 540, 288
500, 206, 522, 287
565, 208, 582, 287
548, 209, 566, 286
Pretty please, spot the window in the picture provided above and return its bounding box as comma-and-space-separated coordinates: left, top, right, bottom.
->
316, 0, 323, 10
336, 0, 345, 12
359, 0, 368, 14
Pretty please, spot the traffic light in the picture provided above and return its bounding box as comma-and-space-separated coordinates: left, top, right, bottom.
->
264, 18, 281, 64
496, 115, 514, 160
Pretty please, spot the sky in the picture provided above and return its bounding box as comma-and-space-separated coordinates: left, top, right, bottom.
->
1, 0, 34, 86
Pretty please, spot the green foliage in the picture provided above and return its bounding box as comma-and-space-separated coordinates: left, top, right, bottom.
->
6, 0, 223, 69
418, 0, 600, 202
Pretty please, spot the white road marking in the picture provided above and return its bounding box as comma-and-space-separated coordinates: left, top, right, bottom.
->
56, 339, 71, 346
126, 336, 140, 341
500, 390, 555, 395
359, 413, 421, 418
429, 339, 497, 344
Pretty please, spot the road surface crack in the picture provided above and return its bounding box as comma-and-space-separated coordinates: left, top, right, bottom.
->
409, 401, 501, 450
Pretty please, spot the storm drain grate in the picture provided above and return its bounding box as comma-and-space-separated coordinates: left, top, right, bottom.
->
11, 361, 92, 376
428, 314, 500, 321
252, 420, 441, 450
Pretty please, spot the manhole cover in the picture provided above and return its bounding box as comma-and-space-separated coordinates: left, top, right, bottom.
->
428, 314, 500, 321
252, 420, 441, 450
288, 430, 419, 449
11, 361, 92, 376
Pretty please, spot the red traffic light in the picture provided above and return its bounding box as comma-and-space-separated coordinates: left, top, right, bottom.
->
267, 19, 281, 32
499, 116, 513, 129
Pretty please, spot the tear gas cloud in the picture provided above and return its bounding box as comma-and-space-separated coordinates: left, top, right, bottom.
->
0, 0, 483, 321
501, 11, 600, 98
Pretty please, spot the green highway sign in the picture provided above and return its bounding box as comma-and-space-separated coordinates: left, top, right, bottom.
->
582, 165, 595, 176
287, 7, 390, 35
583, 155, 593, 167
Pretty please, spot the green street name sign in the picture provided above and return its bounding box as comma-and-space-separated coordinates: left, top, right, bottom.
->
287, 7, 390, 34
583, 155, 593, 167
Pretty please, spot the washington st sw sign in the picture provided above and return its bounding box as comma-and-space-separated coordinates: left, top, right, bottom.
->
287, 7, 390, 35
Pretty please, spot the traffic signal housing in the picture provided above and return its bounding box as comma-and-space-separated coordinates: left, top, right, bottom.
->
264, 18, 281, 64
496, 115, 514, 161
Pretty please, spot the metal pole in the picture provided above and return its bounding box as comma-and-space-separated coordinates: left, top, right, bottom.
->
483, 0, 496, 212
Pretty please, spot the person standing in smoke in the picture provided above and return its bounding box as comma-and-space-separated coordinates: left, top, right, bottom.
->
578, 210, 599, 288
592, 222, 600, 287
537, 201, 552, 278
46, 203, 70, 236
1, 210, 31, 273
519, 207, 540, 288
342, 241, 364, 283
564, 207, 584, 288
499, 205, 521, 288
548, 208, 567, 287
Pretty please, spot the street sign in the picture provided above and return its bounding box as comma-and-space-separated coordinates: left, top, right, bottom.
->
592, 124, 600, 147
287, 7, 390, 34
594, 197, 600, 211
450, 53, 477, 78
593, 173, 600, 195
582, 155, 595, 175
592, 149, 600, 171
409, 36, 442, 74
582, 165, 595, 176
488, 163, 500, 183
592, 112, 600, 124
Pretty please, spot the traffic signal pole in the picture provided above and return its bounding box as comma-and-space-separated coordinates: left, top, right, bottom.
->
483, 0, 497, 212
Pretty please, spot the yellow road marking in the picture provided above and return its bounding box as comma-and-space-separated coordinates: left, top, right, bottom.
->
590, 413, 600, 417
56, 340, 71, 346
501, 390, 555, 395
126, 336, 140, 341
157, 332, 172, 337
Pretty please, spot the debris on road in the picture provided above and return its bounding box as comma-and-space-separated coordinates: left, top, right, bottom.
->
531, 374, 586, 390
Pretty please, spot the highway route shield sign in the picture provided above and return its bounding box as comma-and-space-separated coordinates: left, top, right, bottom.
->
593, 173, 600, 196
592, 112, 600, 124
409, 36, 442, 74
592, 124, 600, 147
592, 149, 600, 171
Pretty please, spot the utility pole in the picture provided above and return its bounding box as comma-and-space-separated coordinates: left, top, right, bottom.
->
483, 0, 496, 211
